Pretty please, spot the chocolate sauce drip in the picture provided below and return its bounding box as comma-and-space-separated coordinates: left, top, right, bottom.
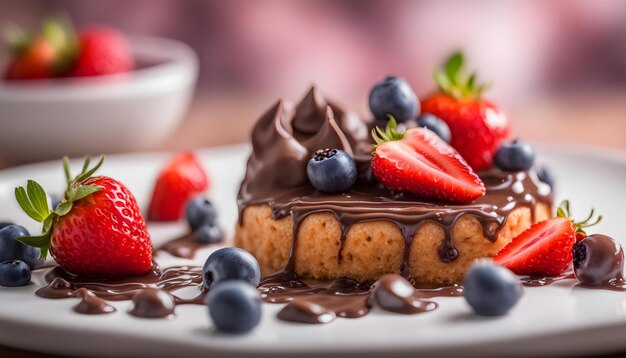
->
73, 288, 116, 315
154, 232, 215, 259
36, 265, 205, 305
519, 272, 576, 287
273, 273, 440, 324
237, 88, 553, 280
368, 274, 438, 314
129, 288, 176, 318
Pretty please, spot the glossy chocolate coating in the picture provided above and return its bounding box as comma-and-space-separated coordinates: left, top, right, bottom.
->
574, 234, 624, 286
238, 86, 553, 279
129, 288, 176, 318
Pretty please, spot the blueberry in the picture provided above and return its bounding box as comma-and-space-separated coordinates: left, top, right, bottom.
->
0, 260, 31, 287
368, 76, 419, 123
196, 224, 224, 244
185, 196, 217, 231
494, 140, 535, 171
202, 247, 261, 289
463, 260, 522, 316
0, 222, 12, 230
416, 113, 451, 143
206, 281, 261, 334
0, 225, 42, 269
307, 149, 357, 193
536, 166, 555, 189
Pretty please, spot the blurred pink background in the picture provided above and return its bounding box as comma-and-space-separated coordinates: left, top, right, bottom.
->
1, 0, 625, 167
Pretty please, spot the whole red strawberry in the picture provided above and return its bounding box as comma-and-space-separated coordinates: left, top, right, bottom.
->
15, 156, 153, 277
70, 26, 134, 77
4, 20, 76, 80
371, 118, 485, 203
148, 152, 209, 221
421, 52, 510, 171
494, 200, 602, 276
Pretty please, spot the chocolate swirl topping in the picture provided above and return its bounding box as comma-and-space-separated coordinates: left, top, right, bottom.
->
238, 87, 553, 278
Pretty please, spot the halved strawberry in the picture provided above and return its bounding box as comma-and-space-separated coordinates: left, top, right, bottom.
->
494, 200, 602, 276
148, 152, 209, 221
371, 118, 485, 203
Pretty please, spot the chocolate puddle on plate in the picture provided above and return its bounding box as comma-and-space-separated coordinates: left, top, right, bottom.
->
154, 231, 219, 259
35, 264, 206, 318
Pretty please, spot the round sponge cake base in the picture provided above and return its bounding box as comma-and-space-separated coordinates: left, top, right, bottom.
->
235, 203, 551, 287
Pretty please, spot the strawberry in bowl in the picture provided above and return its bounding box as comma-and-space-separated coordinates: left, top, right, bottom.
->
4, 18, 133, 80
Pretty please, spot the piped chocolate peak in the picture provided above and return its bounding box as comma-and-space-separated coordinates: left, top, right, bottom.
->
238, 87, 553, 279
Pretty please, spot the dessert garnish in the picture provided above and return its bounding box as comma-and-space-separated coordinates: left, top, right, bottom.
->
148, 152, 209, 222
368, 76, 419, 124
4, 18, 133, 80
0, 224, 42, 268
494, 139, 536, 171
202, 247, 261, 289
156, 196, 224, 258
416, 113, 451, 143
462, 260, 522, 316
0, 260, 31, 287
306, 148, 357, 193
14, 156, 153, 277
494, 200, 601, 276
206, 280, 262, 334
573, 234, 624, 287
421, 52, 510, 171
371, 117, 486, 203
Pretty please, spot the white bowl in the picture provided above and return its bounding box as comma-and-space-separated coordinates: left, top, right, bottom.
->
0, 35, 198, 163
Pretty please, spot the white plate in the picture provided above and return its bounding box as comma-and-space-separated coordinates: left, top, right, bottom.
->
0, 144, 625, 358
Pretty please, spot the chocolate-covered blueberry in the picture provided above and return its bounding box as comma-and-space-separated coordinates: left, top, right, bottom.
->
368, 274, 437, 314
573, 234, 624, 286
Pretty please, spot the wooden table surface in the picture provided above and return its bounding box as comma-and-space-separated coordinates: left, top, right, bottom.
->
1, 92, 625, 357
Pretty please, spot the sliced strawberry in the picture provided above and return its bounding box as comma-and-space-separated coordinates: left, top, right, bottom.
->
148, 152, 209, 221
371, 119, 485, 203
494, 200, 603, 276
494, 217, 575, 276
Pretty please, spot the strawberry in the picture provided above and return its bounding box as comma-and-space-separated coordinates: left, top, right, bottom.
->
70, 27, 133, 77
494, 200, 602, 276
15, 156, 153, 277
4, 19, 77, 80
148, 152, 209, 221
371, 118, 486, 203
421, 52, 510, 171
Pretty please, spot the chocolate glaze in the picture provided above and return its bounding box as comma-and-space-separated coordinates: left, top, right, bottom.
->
275, 274, 439, 324
368, 274, 438, 314
574, 234, 625, 287
237, 86, 553, 280
154, 232, 214, 259
519, 272, 576, 287
36, 264, 206, 307
129, 288, 176, 318
73, 288, 116, 315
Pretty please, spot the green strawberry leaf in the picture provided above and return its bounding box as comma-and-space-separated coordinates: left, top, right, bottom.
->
14, 181, 50, 223
433, 51, 489, 100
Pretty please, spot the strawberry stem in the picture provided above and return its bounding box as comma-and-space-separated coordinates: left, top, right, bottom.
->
433, 51, 491, 100
371, 116, 404, 147
556, 200, 602, 235
14, 156, 105, 260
